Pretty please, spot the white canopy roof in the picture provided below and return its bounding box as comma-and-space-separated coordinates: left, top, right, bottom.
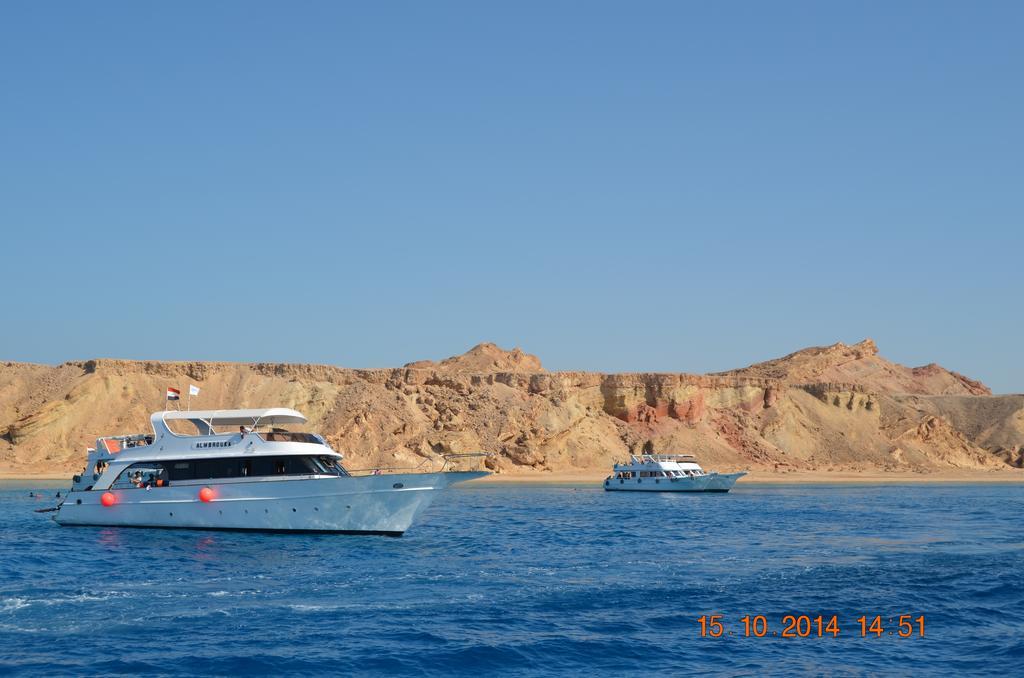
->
152, 408, 307, 435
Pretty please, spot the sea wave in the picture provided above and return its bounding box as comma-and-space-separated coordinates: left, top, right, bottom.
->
1, 484, 1022, 674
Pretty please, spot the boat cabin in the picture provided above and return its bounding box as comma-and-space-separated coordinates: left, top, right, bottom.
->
613, 454, 707, 476
71, 408, 346, 492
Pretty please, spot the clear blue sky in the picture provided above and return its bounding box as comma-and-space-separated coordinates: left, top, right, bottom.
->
1, 1, 1021, 392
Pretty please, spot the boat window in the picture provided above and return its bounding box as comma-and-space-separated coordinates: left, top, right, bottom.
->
317, 456, 350, 477
253, 455, 320, 476
198, 458, 247, 479
258, 431, 324, 444
112, 463, 169, 489
162, 456, 341, 480
238, 457, 308, 477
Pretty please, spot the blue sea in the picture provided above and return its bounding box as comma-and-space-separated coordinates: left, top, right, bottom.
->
1, 482, 1021, 676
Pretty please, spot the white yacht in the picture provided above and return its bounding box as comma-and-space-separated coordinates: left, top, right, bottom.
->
604, 454, 746, 492
52, 408, 488, 535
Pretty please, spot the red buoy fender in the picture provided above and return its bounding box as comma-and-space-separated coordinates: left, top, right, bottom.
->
100, 492, 116, 507
198, 487, 215, 503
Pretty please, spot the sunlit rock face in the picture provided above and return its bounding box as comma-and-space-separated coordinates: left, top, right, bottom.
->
1, 340, 1020, 476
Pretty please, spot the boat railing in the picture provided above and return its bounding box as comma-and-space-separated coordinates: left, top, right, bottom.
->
98, 434, 154, 454
628, 453, 697, 464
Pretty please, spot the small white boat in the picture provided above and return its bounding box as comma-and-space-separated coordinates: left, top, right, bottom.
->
53, 408, 487, 535
604, 454, 746, 492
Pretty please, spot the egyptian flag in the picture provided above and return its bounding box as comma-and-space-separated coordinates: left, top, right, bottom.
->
166, 387, 181, 401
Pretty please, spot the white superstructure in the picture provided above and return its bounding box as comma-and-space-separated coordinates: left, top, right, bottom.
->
53, 408, 487, 535
604, 454, 746, 492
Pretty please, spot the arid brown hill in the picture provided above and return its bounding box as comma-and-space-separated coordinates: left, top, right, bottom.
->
1, 341, 1021, 476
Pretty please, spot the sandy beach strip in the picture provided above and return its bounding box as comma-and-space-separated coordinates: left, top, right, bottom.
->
3, 469, 1023, 486
468, 469, 1024, 486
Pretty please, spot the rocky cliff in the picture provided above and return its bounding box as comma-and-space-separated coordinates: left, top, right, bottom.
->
1, 340, 1021, 476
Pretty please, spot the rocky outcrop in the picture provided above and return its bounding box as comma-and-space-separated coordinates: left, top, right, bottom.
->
720, 339, 992, 396
405, 343, 543, 373
0, 341, 1020, 476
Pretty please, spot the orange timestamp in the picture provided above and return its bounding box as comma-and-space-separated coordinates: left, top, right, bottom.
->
697, 614, 925, 638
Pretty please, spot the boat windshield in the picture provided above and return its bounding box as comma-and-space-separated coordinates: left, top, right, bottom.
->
313, 456, 349, 476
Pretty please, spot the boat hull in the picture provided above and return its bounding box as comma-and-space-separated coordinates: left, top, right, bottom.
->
603, 471, 746, 492
54, 472, 487, 535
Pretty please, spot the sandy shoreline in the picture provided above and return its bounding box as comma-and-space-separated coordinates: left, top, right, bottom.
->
470, 470, 1024, 485
4, 469, 1023, 486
